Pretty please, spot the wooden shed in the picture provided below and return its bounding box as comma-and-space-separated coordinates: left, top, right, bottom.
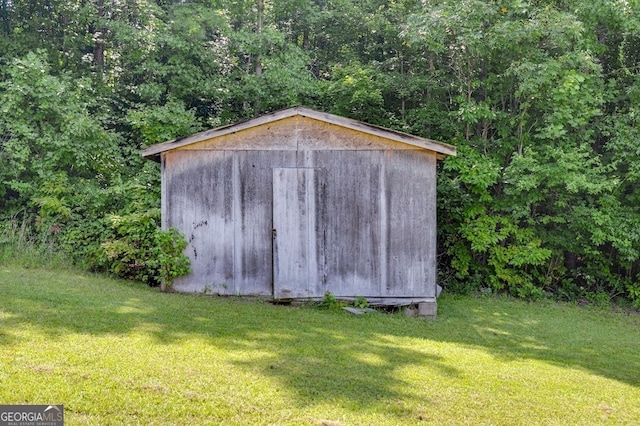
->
142, 106, 456, 316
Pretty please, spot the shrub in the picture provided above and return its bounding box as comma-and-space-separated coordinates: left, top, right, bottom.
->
98, 210, 190, 287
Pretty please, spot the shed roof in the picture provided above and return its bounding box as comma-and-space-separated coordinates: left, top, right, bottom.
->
142, 106, 456, 162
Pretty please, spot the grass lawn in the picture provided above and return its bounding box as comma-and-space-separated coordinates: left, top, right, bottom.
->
1, 265, 639, 425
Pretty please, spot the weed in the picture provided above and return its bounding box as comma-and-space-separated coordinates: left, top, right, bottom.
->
353, 296, 369, 309
318, 291, 345, 309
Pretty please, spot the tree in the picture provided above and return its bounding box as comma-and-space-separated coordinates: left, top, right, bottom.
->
405, 0, 640, 303
2, 0, 640, 303
0, 52, 119, 216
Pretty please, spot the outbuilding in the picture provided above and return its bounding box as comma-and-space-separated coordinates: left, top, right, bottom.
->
142, 106, 456, 316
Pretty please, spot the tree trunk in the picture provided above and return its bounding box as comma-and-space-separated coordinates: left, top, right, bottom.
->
254, 0, 264, 116
93, 0, 105, 71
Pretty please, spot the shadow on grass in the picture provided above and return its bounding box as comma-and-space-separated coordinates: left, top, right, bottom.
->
1, 266, 639, 412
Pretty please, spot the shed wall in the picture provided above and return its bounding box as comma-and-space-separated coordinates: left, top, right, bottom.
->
162, 117, 437, 300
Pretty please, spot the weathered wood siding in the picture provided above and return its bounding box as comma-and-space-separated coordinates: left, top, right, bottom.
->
162, 116, 437, 299
273, 167, 319, 298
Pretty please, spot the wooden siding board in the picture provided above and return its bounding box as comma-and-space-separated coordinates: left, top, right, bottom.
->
352, 152, 382, 295
180, 121, 299, 151
296, 118, 416, 151
385, 150, 437, 297
272, 168, 295, 297
161, 155, 167, 231
312, 151, 383, 297
305, 169, 320, 297
273, 168, 319, 298
232, 153, 241, 295
296, 108, 456, 156
165, 151, 235, 293
313, 166, 328, 296
378, 156, 388, 297
142, 107, 456, 160
234, 151, 296, 296
150, 116, 449, 154
314, 151, 347, 293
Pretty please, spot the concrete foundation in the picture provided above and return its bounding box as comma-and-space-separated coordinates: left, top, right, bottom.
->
402, 301, 437, 319
418, 301, 437, 319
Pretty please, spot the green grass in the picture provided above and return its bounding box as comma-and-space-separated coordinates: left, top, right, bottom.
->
1, 265, 639, 425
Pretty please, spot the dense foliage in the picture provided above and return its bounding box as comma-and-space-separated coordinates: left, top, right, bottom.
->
0, 0, 639, 304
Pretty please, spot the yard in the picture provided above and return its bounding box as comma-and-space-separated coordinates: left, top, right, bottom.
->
1, 264, 639, 425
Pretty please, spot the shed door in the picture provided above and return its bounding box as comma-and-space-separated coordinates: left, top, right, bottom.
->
272, 168, 320, 298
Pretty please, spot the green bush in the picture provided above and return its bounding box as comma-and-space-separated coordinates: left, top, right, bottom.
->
99, 210, 190, 287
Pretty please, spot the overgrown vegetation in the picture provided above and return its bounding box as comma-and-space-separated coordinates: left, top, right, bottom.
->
1, 0, 640, 303
1, 265, 639, 424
